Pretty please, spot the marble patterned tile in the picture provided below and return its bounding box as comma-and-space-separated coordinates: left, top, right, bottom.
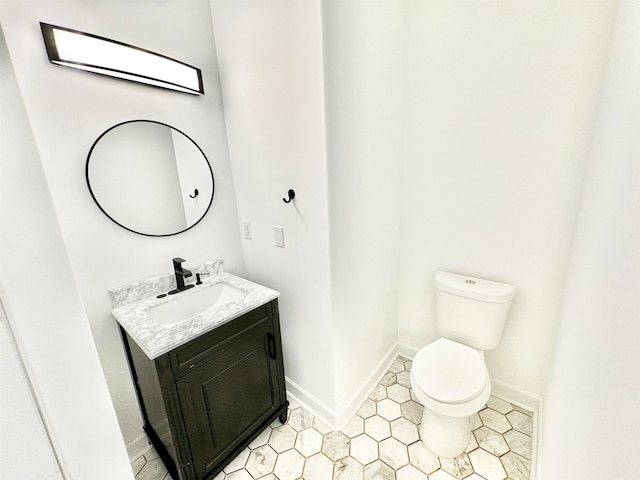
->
389, 358, 407, 373
224, 469, 252, 480
408, 441, 440, 475
245, 445, 277, 478
134, 458, 169, 480
473, 426, 510, 456
428, 469, 458, 480
379, 437, 409, 469
387, 384, 411, 403
288, 407, 314, 431
486, 395, 514, 414
365, 415, 392, 441
396, 464, 429, 480
380, 372, 397, 387
396, 370, 412, 388
512, 404, 533, 416
334, 456, 364, 480
468, 448, 507, 479
273, 448, 305, 480
358, 397, 378, 419
377, 398, 402, 421
294, 427, 323, 456
132, 355, 535, 480
131, 455, 146, 476
350, 434, 379, 465
500, 451, 531, 480
503, 429, 532, 459
370, 385, 388, 401
440, 453, 474, 479
303, 452, 335, 479
478, 407, 512, 434
342, 415, 365, 438
365, 459, 396, 480
249, 426, 272, 449
507, 410, 534, 436
391, 417, 419, 445
268, 424, 297, 453
323, 431, 351, 461
401, 400, 424, 424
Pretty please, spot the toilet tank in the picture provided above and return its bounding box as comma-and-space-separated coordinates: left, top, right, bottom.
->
434, 271, 516, 351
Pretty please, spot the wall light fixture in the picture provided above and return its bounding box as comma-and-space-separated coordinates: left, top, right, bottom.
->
40, 22, 204, 95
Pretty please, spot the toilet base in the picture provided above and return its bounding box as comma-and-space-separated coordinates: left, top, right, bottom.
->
419, 407, 473, 458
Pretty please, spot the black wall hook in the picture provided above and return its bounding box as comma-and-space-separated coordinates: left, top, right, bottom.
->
189, 188, 199, 198
283, 189, 295, 204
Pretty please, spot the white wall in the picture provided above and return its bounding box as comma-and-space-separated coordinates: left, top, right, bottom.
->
210, 0, 337, 418
1, 303, 62, 480
0, 24, 132, 479
0, 0, 244, 458
542, 1, 640, 477
322, 0, 404, 421
398, 0, 617, 398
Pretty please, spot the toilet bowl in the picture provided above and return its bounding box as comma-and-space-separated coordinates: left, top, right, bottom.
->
410, 271, 516, 458
410, 338, 491, 457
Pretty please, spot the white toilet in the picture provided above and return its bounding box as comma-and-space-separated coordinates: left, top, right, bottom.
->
410, 271, 516, 458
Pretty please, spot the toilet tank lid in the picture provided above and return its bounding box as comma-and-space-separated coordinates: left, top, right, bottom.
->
435, 271, 516, 303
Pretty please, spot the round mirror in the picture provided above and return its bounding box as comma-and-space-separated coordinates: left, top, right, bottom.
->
86, 120, 214, 236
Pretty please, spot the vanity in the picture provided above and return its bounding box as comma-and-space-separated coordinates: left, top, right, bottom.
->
111, 260, 288, 480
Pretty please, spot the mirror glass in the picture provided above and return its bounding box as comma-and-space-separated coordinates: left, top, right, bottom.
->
86, 120, 214, 236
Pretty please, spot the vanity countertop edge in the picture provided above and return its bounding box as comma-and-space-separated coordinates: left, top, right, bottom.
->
111, 269, 280, 360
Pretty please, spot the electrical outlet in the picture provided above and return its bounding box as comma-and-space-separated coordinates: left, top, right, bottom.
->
242, 221, 252, 240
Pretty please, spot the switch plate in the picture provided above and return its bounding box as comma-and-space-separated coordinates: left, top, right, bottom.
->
242, 221, 252, 240
274, 226, 285, 248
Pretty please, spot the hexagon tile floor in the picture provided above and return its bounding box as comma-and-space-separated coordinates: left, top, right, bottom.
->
133, 356, 534, 480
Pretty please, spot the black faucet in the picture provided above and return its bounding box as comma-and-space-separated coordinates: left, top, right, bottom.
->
168, 257, 195, 295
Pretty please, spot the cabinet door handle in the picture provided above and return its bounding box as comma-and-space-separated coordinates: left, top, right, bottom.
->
266, 333, 277, 360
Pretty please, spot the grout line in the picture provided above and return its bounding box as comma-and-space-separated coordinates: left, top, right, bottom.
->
134, 354, 534, 480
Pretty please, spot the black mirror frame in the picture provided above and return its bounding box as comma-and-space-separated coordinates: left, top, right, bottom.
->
86, 120, 215, 237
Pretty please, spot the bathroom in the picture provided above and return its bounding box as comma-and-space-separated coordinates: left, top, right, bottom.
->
1, 0, 638, 479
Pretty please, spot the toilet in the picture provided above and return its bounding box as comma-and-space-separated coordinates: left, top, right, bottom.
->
410, 271, 516, 458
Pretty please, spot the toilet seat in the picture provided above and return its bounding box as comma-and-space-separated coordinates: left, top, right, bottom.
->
412, 338, 487, 404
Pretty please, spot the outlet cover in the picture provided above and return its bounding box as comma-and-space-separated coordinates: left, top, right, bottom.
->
242, 221, 252, 240
274, 226, 284, 248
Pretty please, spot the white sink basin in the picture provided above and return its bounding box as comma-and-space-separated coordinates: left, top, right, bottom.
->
149, 282, 248, 327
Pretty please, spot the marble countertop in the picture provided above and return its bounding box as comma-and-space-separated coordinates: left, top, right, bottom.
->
110, 260, 280, 359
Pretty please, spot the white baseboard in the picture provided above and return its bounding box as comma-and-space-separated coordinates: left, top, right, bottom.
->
285, 377, 337, 429
333, 343, 399, 430
490, 380, 540, 412
286, 343, 399, 430
398, 342, 419, 360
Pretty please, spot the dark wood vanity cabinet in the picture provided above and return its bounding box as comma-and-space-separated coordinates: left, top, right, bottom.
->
121, 299, 288, 480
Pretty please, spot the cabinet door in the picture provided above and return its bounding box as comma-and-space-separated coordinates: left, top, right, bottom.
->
175, 314, 282, 479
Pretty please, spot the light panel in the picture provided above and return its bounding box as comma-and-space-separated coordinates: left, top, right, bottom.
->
40, 23, 204, 95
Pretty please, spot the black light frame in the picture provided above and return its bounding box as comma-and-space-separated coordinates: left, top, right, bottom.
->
40, 22, 204, 95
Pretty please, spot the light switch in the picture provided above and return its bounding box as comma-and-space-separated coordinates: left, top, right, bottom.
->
242, 221, 252, 240
274, 226, 285, 248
